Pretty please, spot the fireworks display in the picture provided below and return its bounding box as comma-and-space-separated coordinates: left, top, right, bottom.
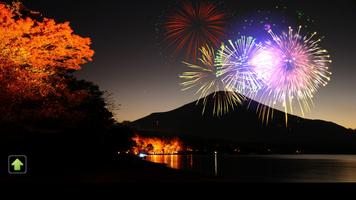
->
180, 44, 243, 116
164, 2, 333, 124
215, 36, 267, 97
164, 0, 226, 60
255, 26, 332, 125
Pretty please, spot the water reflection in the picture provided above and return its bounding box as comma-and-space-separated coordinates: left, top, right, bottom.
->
145, 154, 356, 182
214, 152, 218, 176
146, 154, 218, 176
146, 155, 193, 170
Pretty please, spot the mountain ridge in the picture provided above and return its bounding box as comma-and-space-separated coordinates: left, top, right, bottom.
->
131, 92, 355, 153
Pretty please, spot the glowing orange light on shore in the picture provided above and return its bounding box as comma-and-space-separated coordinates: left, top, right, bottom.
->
132, 135, 183, 155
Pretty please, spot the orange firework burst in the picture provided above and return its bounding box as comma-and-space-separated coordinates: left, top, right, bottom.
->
164, 0, 226, 60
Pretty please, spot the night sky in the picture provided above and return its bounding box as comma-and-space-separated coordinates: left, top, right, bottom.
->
26, 0, 356, 128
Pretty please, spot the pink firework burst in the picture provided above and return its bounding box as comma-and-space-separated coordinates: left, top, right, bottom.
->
253, 26, 332, 125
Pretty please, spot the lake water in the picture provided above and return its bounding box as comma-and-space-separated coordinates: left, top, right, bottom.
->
145, 154, 356, 182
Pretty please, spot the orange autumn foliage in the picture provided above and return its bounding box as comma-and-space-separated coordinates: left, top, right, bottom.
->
0, 3, 94, 121
132, 135, 183, 155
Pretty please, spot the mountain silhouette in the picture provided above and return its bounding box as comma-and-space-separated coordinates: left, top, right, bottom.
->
131, 92, 356, 153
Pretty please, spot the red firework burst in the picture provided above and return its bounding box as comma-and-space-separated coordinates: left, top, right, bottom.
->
164, 0, 226, 60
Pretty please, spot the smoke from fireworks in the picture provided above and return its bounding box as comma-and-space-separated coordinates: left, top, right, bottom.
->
253, 26, 332, 125
180, 44, 243, 116
164, 0, 226, 60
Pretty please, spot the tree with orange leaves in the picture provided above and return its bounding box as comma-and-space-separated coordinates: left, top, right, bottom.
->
0, 2, 94, 124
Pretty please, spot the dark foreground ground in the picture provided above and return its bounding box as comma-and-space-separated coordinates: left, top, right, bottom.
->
0, 153, 212, 183
0, 130, 214, 183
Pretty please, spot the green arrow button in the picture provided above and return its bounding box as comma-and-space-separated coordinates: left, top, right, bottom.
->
11, 158, 24, 171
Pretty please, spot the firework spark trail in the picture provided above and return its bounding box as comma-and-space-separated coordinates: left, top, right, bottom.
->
180, 44, 243, 116
164, 1, 226, 60
254, 25, 332, 125
215, 36, 267, 98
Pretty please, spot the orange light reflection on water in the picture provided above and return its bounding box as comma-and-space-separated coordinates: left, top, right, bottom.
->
146, 155, 194, 170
